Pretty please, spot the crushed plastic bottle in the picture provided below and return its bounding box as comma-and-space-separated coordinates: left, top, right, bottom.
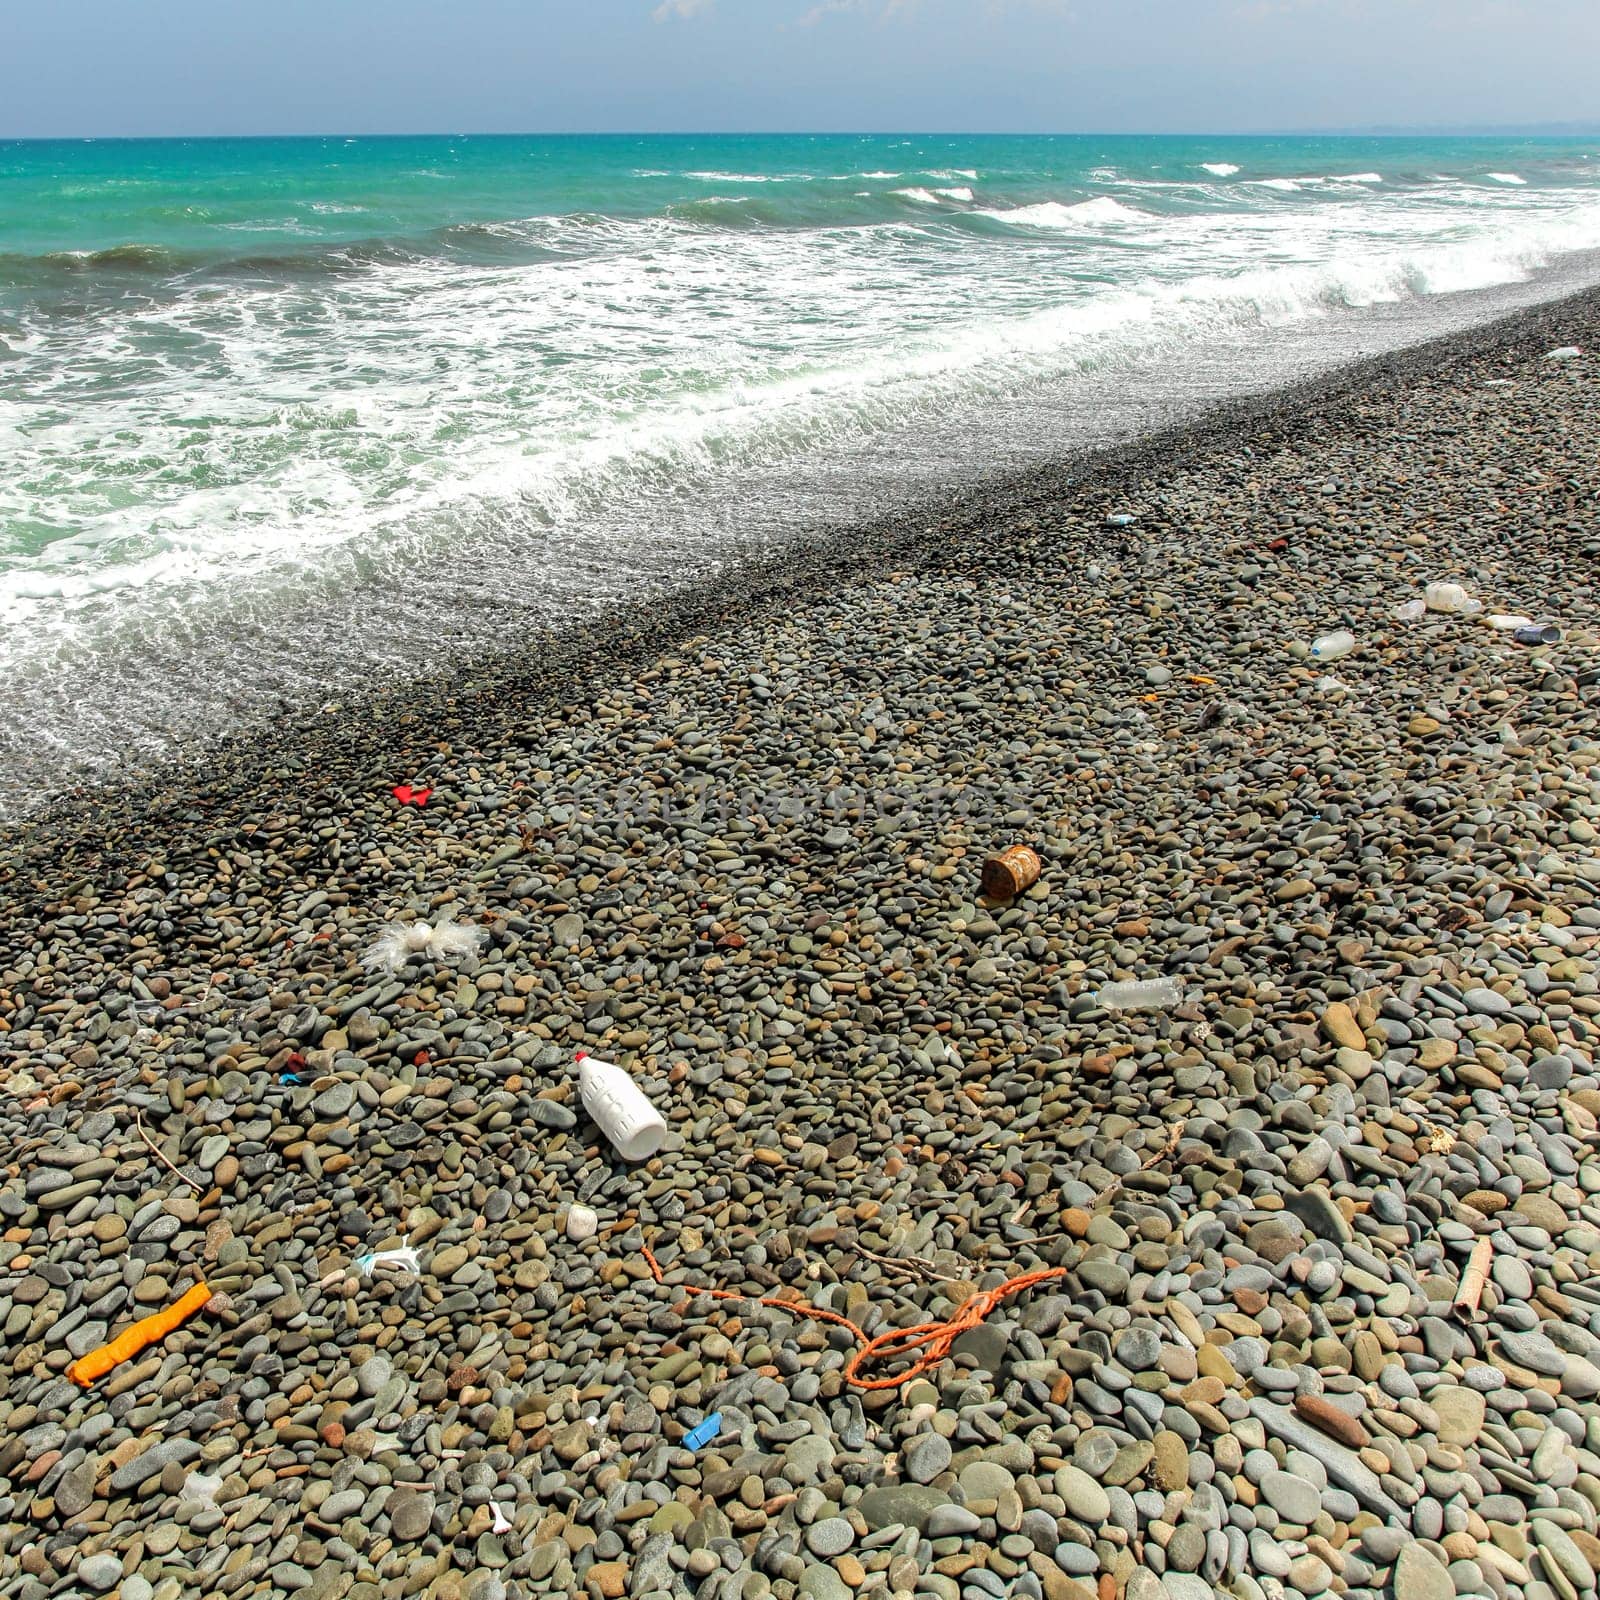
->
1488, 613, 1536, 631
1547, 346, 1582, 360
1424, 582, 1481, 616
1098, 977, 1183, 1012
1106, 512, 1138, 526
1309, 630, 1356, 662
1392, 599, 1426, 622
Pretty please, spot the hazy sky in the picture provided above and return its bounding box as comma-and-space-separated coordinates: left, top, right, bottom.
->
8, 0, 1599, 138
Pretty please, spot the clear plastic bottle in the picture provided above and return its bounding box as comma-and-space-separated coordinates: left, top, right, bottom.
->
1309, 630, 1356, 662
1098, 977, 1183, 1012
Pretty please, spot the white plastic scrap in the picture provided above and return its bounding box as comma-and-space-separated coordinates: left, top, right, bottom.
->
1546, 346, 1582, 360
362, 917, 488, 975
181, 1471, 224, 1507
491, 1503, 514, 1535
355, 1240, 421, 1279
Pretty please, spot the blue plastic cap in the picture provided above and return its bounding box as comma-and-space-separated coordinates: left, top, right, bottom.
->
683, 1413, 723, 1451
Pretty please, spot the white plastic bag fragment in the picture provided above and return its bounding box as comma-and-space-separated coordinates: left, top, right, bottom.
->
356, 1240, 422, 1278
362, 917, 487, 975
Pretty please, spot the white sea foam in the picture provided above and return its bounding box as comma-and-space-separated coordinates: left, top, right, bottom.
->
926, 168, 978, 180
684, 171, 804, 183
1255, 178, 1302, 192
1487, 172, 1527, 184
8, 152, 1600, 811
894, 187, 941, 204
936, 187, 974, 202
977, 197, 1143, 228
1200, 163, 1240, 177
1333, 172, 1384, 183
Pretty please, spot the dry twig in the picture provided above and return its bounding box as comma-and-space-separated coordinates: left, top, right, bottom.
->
134, 1110, 204, 1194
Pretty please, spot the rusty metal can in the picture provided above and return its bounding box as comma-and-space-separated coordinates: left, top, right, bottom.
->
980, 844, 1041, 901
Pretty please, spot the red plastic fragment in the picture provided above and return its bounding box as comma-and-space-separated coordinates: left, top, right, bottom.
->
392, 785, 433, 807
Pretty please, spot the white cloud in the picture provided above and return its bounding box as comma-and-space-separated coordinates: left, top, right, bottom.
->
652, 0, 714, 20
795, 0, 866, 23
790, 0, 1066, 25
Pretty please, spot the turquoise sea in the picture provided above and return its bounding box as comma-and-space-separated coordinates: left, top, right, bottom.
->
1, 132, 1598, 810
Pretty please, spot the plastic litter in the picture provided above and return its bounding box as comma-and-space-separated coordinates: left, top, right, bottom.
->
180, 1471, 224, 1507
362, 917, 487, 976
1392, 598, 1426, 622
1309, 630, 1356, 662
392, 784, 433, 807
69, 1281, 213, 1387
641, 1130, 1182, 1390
355, 1241, 421, 1278
1424, 582, 1481, 616
980, 844, 1041, 901
1315, 676, 1348, 696
491, 1503, 514, 1535
1547, 346, 1582, 360
1105, 512, 1138, 526
683, 1413, 723, 1451
1514, 624, 1561, 646
576, 1051, 668, 1162
1098, 976, 1183, 1012
1488, 613, 1536, 631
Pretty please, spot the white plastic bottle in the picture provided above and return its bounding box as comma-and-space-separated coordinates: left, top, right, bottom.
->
1309, 630, 1355, 662
575, 1052, 667, 1162
1098, 977, 1183, 1012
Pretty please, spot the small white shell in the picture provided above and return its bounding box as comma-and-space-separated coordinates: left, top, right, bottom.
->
565, 1204, 599, 1242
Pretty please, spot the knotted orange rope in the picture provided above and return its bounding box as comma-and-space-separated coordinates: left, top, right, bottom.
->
640, 1127, 1182, 1391
643, 1245, 1069, 1391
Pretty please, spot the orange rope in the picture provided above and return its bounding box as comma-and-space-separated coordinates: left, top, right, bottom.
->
642, 1244, 1069, 1391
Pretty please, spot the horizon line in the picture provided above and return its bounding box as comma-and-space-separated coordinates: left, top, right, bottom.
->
4, 124, 1599, 144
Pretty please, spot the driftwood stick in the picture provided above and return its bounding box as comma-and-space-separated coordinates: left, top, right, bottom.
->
1454, 1235, 1494, 1317
134, 1111, 205, 1194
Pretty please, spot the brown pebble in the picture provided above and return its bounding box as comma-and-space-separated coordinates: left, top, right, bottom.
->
1294, 1392, 1370, 1449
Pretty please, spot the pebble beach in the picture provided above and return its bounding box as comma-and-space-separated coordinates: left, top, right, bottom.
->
2, 287, 1599, 1600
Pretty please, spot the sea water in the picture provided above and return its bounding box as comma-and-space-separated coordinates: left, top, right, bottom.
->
1, 132, 1598, 812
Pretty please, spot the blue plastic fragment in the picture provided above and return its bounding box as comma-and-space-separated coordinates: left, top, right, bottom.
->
280, 1072, 300, 1084
683, 1413, 722, 1451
